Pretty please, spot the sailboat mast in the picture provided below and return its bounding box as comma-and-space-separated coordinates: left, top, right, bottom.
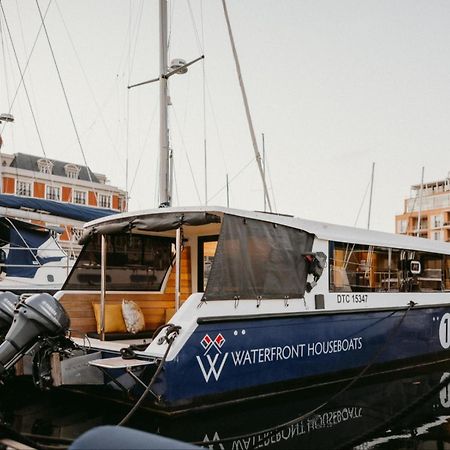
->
159, 0, 171, 206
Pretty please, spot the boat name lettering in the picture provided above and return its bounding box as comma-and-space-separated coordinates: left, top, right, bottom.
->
337, 294, 368, 304
226, 407, 363, 449
231, 337, 363, 366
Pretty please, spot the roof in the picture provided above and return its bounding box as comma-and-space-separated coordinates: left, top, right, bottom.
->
84, 205, 450, 255
10, 153, 100, 183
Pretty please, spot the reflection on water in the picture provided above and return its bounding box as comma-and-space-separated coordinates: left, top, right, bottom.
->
2, 362, 450, 449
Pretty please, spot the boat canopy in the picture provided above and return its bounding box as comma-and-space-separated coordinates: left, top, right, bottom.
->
204, 214, 314, 300
79, 211, 221, 244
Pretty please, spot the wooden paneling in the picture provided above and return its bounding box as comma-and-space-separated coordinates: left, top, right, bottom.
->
60, 247, 192, 337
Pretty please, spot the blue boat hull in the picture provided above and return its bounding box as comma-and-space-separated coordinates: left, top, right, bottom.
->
152, 305, 450, 409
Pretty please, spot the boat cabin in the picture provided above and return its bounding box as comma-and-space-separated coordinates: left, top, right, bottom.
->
55, 206, 450, 344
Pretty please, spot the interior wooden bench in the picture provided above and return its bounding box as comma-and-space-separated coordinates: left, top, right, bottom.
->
58, 247, 191, 339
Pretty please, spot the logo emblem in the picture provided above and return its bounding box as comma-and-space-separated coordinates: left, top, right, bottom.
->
196, 333, 228, 382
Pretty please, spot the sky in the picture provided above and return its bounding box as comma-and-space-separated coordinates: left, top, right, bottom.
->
0, 0, 449, 233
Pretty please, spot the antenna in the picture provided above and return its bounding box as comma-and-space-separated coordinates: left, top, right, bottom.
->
416, 166, 425, 237
367, 162, 375, 230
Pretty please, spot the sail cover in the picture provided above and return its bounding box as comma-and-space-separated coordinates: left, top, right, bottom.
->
204, 214, 314, 300
0, 219, 63, 278
0, 194, 116, 222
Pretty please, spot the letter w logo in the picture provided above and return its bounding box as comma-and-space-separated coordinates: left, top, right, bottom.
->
196, 353, 228, 382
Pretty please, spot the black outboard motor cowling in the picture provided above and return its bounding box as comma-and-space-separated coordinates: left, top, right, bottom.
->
0, 292, 19, 335
0, 293, 70, 374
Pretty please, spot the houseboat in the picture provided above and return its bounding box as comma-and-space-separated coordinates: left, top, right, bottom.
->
1, 205, 449, 413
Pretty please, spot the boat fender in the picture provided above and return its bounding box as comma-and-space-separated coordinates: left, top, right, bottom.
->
304, 252, 327, 293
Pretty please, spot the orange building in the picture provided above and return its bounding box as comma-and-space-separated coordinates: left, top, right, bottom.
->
395, 175, 450, 242
0, 152, 127, 255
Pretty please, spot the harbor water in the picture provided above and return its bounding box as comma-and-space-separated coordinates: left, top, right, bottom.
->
2, 360, 450, 449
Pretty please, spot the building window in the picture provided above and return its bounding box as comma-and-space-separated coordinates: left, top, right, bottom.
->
98, 194, 111, 209
397, 219, 408, 234
16, 180, 32, 197
46, 185, 60, 201
431, 214, 443, 228
64, 164, 80, 179
37, 159, 54, 174
73, 190, 86, 205
432, 231, 442, 241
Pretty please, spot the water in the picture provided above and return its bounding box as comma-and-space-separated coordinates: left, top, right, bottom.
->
1, 361, 450, 449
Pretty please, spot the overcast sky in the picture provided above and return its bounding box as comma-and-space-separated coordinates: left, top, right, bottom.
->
0, 0, 449, 233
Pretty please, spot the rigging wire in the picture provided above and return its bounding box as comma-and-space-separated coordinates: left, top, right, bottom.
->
34, 0, 96, 190
129, 101, 159, 195
207, 157, 255, 203
0, 0, 52, 137
54, 2, 123, 162
0, 0, 49, 158
171, 105, 202, 204
0, 13, 11, 110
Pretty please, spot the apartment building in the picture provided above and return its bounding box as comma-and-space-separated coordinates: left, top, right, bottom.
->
395, 174, 450, 242
0, 152, 127, 254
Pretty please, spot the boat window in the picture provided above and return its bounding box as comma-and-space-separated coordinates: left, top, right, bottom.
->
445, 256, 450, 292
330, 241, 446, 293
63, 233, 173, 291
197, 236, 219, 292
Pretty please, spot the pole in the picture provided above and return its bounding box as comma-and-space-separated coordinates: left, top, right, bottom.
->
367, 162, 375, 230
226, 173, 230, 208
262, 133, 266, 212
159, 0, 170, 206
204, 139, 207, 205
417, 166, 425, 237
175, 227, 181, 311
100, 234, 107, 341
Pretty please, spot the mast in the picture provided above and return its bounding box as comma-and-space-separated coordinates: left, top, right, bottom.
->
159, 0, 171, 207
222, 0, 272, 212
417, 166, 425, 237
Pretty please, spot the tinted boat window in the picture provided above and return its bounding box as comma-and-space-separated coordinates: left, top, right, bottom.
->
63, 234, 173, 291
330, 241, 445, 293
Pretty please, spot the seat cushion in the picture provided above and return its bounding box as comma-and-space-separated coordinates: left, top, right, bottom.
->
92, 303, 127, 334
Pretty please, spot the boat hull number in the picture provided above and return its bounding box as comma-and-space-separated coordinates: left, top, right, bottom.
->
337, 294, 368, 304
439, 313, 450, 349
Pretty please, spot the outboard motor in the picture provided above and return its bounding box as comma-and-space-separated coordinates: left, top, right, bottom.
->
0, 292, 19, 337
0, 293, 70, 375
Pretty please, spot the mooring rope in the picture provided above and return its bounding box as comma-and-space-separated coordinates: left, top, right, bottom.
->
117, 324, 180, 426
196, 301, 417, 446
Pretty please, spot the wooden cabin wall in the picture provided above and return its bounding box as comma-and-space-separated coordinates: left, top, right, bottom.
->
59, 247, 191, 337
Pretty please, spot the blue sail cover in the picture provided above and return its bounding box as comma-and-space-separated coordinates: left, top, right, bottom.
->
5, 225, 61, 278
0, 194, 117, 222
